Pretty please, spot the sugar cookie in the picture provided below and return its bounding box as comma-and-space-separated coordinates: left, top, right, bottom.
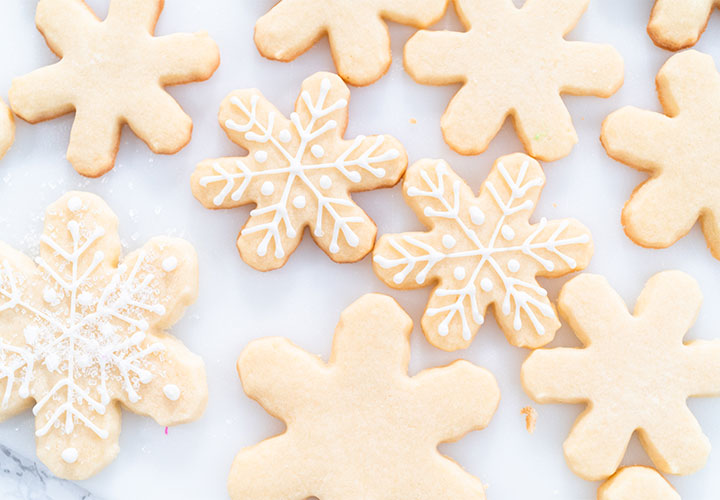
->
598, 467, 680, 500
404, 0, 624, 161
648, 0, 720, 50
192, 72, 407, 271
0, 192, 207, 480
229, 293, 499, 499
9, 0, 220, 177
254, 0, 449, 86
373, 153, 593, 351
602, 50, 720, 260
522, 271, 720, 480
0, 99, 14, 161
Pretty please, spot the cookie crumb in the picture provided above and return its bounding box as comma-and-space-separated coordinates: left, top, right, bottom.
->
521, 406, 537, 434
409, 118, 417, 124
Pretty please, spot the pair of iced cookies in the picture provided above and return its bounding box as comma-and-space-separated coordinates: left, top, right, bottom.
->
256, 0, 624, 161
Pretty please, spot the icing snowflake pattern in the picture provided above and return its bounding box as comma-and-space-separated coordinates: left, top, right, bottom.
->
191, 72, 407, 271
373, 153, 593, 351
0, 192, 206, 480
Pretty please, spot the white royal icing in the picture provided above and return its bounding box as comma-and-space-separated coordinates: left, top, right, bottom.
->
162, 256, 178, 272
199, 77, 400, 259
61, 447, 78, 464
0, 214, 174, 461
162, 384, 181, 401
374, 160, 589, 340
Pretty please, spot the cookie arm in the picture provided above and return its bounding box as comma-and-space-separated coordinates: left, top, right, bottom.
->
639, 404, 710, 475
228, 435, 312, 500
601, 107, 676, 171
327, 16, 392, 86
648, 0, 715, 50
106, 0, 163, 33
523, 0, 590, 36
404, 31, 471, 86
153, 33, 220, 85
524, 218, 593, 279
513, 92, 577, 162
238, 337, 327, 421
117, 334, 207, 425
254, 0, 326, 62
411, 361, 499, 443
563, 407, 635, 480
9, 64, 75, 124
682, 340, 720, 397
66, 106, 122, 177
521, 348, 589, 402
36, 0, 99, 55
379, 0, 449, 26
558, 42, 624, 97
125, 88, 193, 154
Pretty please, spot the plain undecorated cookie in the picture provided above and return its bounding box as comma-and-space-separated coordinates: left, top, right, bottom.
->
0, 192, 207, 479
601, 50, 720, 260
9, 0, 220, 177
522, 271, 720, 481
598, 467, 680, 500
229, 293, 500, 499
648, 0, 720, 50
192, 72, 407, 271
404, 0, 623, 160
0, 99, 14, 160
373, 153, 593, 351
254, 0, 449, 86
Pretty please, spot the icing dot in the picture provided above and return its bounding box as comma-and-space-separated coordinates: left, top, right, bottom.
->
23, 326, 40, 345
261, 181, 275, 196
453, 266, 466, 280
501, 225, 515, 240
293, 195, 306, 209
61, 448, 78, 464
45, 353, 60, 371
43, 287, 59, 304
162, 256, 178, 272
254, 151, 268, 163
469, 206, 485, 225
442, 234, 456, 249
163, 384, 181, 401
311, 144, 324, 158
481, 278, 493, 292
78, 291, 94, 306
279, 130, 292, 143
67, 196, 82, 212
319, 175, 332, 189
508, 259, 520, 272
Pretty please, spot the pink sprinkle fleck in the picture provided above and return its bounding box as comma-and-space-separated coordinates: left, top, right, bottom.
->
164, 427, 168, 435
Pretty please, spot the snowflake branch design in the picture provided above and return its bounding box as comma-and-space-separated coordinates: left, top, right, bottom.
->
373, 154, 593, 350
192, 72, 407, 270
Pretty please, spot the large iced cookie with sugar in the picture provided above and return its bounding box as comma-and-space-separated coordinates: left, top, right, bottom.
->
0, 192, 207, 479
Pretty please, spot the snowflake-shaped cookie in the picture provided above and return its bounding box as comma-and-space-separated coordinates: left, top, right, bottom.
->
254, 0, 449, 86
599, 467, 680, 500
192, 72, 407, 271
404, 0, 624, 160
649, 0, 720, 50
0, 99, 13, 161
0, 192, 207, 480
9, 0, 219, 177
373, 153, 593, 351
229, 293, 499, 500
602, 50, 720, 260
522, 272, 720, 480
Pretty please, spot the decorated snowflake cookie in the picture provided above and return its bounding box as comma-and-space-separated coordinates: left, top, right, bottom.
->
192, 72, 407, 271
602, 50, 720, 260
404, 0, 624, 161
9, 0, 219, 177
373, 153, 593, 351
254, 0, 449, 86
522, 272, 720, 480
0, 192, 207, 480
599, 467, 680, 500
649, 0, 720, 50
0, 99, 14, 161
229, 294, 499, 500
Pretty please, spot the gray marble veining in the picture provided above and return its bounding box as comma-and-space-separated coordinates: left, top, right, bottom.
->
0, 444, 98, 500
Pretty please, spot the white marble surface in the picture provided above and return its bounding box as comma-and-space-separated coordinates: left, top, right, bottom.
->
0, 0, 719, 499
